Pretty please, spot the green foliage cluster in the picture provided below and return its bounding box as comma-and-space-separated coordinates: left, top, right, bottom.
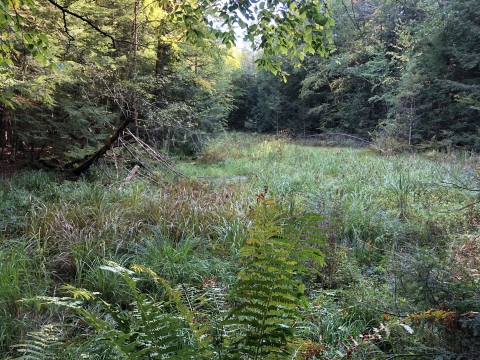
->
229, 0, 480, 151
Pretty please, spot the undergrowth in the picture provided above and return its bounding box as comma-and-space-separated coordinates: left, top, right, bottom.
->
16, 194, 327, 359
1, 133, 480, 358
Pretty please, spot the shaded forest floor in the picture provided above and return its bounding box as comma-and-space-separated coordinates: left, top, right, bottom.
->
0, 143, 67, 175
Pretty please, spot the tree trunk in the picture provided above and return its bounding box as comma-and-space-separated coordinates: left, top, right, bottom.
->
0, 132, 4, 160
133, 0, 139, 138
155, 40, 170, 80
30, 143, 35, 162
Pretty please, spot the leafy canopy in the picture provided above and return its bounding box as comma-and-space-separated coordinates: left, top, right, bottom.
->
1, 0, 334, 83
0, 0, 52, 107
169, 0, 335, 76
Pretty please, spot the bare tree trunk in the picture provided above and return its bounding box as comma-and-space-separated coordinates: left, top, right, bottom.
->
36, 144, 46, 160
133, 0, 139, 138
30, 143, 35, 162
408, 99, 413, 147
0, 126, 4, 160
11, 134, 18, 162
0, 112, 4, 160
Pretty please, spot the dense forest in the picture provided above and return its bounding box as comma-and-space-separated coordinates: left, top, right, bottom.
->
1, 0, 480, 359
1, 0, 479, 169
230, 0, 480, 148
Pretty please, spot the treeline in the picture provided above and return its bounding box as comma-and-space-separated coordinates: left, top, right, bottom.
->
0, 0, 246, 163
1, 0, 479, 164
229, 0, 480, 149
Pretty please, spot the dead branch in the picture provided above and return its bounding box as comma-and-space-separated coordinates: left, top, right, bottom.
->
47, 0, 116, 47
118, 165, 140, 189
304, 132, 373, 145
70, 115, 133, 176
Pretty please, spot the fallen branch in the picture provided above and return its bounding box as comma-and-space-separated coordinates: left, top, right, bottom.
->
118, 165, 140, 190
303, 132, 373, 145
385, 354, 442, 360
124, 128, 186, 178
70, 115, 133, 176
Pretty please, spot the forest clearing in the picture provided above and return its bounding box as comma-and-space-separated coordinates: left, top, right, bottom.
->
1, 0, 480, 357
1, 133, 479, 359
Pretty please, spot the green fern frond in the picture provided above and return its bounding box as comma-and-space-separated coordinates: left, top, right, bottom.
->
24, 262, 213, 359
60, 284, 101, 300
223, 194, 325, 359
13, 324, 63, 360
130, 264, 213, 353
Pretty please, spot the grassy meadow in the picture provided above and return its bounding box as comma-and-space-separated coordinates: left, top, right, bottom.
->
1, 133, 479, 359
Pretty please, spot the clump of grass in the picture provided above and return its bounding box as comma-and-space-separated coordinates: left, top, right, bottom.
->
198, 132, 264, 164
0, 240, 52, 353
131, 232, 236, 285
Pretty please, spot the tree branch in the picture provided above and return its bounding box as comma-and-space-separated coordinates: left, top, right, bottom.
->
62, 10, 75, 41
46, 0, 116, 47
386, 354, 441, 360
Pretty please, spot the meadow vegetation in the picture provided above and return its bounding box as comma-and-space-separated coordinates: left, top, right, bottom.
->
1, 133, 480, 359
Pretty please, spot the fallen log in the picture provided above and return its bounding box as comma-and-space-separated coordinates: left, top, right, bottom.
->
69, 115, 133, 176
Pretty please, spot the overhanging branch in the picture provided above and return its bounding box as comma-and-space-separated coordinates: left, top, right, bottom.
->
46, 0, 116, 47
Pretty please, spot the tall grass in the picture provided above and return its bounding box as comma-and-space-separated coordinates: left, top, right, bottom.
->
1, 133, 479, 358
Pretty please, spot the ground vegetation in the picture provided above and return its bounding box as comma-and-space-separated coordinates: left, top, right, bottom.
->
1, 134, 479, 359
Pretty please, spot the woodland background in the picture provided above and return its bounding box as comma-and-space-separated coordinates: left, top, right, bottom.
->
0, 0, 479, 167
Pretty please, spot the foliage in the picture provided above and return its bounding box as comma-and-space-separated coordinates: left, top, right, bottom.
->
17, 194, 327, 359
0, 0, 52, 105
12, 324, 63, 360
26, 261, 210, 359
240, 0, 480, 150
223, 191, 325, 359
1, 0, 336, 170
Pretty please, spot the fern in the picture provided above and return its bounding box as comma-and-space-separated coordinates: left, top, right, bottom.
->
13, 324, 63, 360
223, 194, 325, 359
25, 262, 212, 359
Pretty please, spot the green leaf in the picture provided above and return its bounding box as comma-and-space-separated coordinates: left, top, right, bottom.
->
238, 18, 247, 29
38, 33, 48, 44
0, 95, 14, 109
305, 45, 315, 54
23, 33, 33, 44
315, 14, 327, 26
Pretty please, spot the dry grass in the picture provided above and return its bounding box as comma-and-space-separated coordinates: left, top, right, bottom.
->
451, 236, 480, 279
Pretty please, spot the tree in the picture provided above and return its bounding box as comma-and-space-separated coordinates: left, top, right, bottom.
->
75, 0, 334, 171
1, 0, 335, 173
